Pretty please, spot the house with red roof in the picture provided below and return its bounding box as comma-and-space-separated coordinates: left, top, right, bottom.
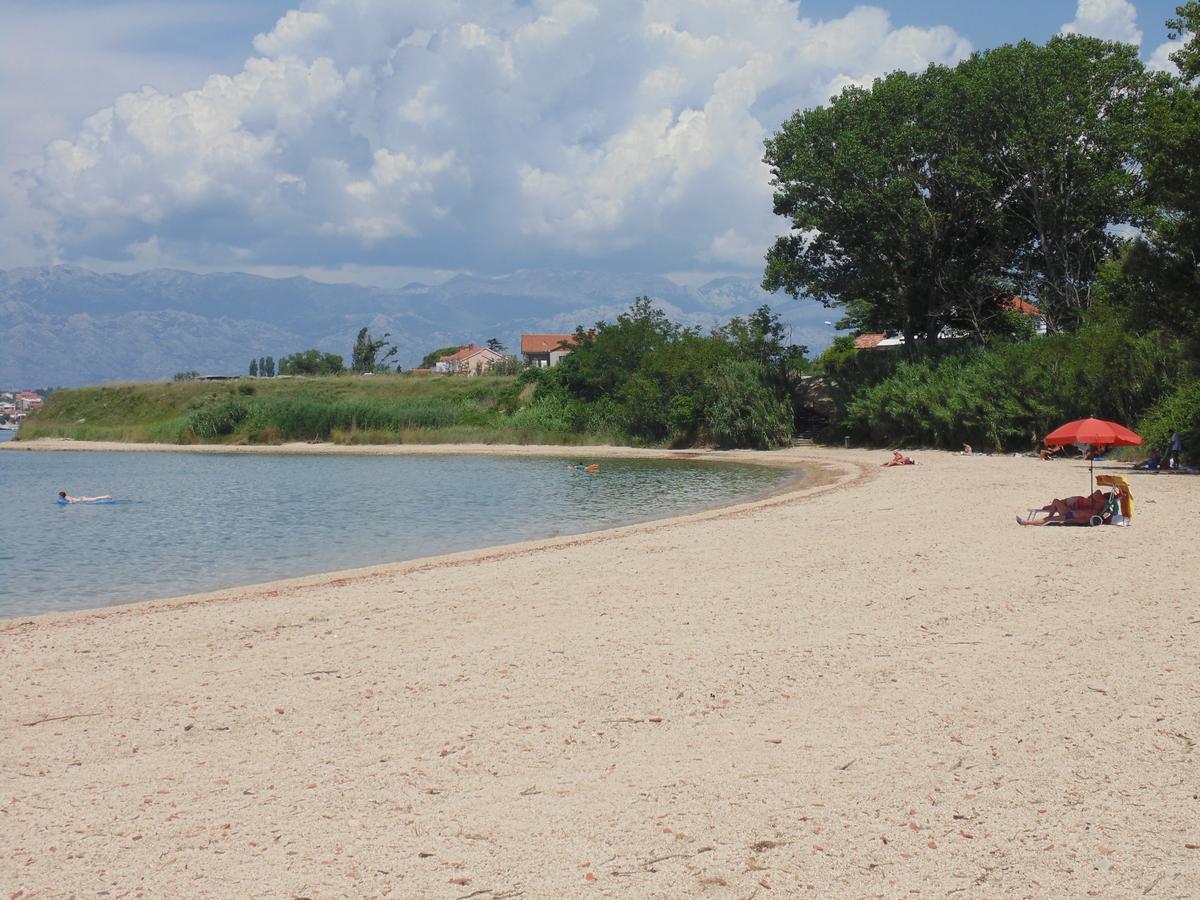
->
852, 333, 904, 351
434, 343, 505, 375
520, 333, 577, 368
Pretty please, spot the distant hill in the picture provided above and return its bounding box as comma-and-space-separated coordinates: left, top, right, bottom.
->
1, 266, 831, 387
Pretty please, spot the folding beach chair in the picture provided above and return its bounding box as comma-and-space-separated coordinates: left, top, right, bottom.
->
1095, 474, 1134, 526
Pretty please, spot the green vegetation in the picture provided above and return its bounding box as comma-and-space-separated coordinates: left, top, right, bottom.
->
533, 298, 807, 449
764, 35, 1152, 342
828, 321, 1181, 450
278, 349, 345, 376
350, 328, 397, 373
19, 375, 606, 446
21, 299, 810, 450
764, 10, 1200, 461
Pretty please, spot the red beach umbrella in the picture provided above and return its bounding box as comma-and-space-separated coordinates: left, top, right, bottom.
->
1044, 418, 1143, 448
1044, 417, 1142, 495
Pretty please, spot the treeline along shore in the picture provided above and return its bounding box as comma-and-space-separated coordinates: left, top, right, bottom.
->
15, 300, 816, 451
12, 287, 1194, 457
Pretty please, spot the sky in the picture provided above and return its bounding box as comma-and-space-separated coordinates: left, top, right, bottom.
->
0, 0, 1189, 287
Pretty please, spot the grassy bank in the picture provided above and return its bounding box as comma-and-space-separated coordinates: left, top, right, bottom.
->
18, 376, 615, 446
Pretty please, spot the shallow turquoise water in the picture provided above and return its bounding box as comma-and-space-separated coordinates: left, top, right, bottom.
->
0, 449, 796, 618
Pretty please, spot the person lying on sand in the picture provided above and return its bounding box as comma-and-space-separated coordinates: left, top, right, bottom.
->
881, 450, 916, 467
58, 491, 113, 504
1136, 450, 1163, 471
1016, 490, 1105, 526
1039, 445, 1066, 460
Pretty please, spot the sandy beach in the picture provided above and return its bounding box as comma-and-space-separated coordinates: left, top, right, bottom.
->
2, 442, 1198, 897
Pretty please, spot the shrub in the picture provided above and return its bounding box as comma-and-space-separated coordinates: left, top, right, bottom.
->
835, 324, 1182, 450
1137, 378, 1200, 465
704, 360, 794, 449
185, 400, 251, 439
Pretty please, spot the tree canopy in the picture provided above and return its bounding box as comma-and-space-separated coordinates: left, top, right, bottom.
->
763, 36, 1153, 342
278, 349, 345, 376
537, 298, 807, 447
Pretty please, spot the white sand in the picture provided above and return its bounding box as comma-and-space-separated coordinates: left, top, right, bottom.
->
2, 442, 1198, 897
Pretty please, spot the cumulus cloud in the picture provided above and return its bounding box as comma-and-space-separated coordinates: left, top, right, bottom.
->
1147, 17, 1194, 76
26, 0, 972, 274
1061, 0, 1142, 46
1146, 38, 1178, 73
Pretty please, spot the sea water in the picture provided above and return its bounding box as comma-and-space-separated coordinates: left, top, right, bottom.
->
0, 449, 796, 618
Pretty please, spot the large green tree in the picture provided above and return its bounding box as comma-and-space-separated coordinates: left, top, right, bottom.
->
764, 64, 1009, 348
960, 37, 1153, 331
763, 36, 1152, 341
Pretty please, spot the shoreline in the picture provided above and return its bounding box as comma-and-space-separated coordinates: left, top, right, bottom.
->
1, 436, 802, 467
3, 445, 1197, 896
1, 446, 849, 628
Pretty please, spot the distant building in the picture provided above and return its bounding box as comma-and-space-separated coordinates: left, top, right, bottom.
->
435, 343, 505, 375
852, 333, 904, 351
521, 333, 577, 368
16, 392, 43, 411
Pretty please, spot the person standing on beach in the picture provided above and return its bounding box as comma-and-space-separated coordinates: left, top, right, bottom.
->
1167, 432, 1182, 469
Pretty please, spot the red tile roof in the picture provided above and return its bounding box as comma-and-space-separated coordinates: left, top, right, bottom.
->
520, 333, 577, 354
439, 343, 484, 363
1003, 297, 1041, 317
853, 333, 886, 350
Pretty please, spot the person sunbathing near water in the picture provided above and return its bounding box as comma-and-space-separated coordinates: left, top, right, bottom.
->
1016, 489, 1106, 526
58, 491, 113, 504
881, 450, 916, 467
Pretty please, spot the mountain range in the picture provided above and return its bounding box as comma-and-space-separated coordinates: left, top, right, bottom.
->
1, 265, 833, 388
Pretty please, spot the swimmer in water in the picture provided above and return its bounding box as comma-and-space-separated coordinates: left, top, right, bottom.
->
58, 491, 113, 504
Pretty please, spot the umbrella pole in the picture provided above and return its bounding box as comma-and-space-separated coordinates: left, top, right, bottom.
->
1090, 458, 1094, 496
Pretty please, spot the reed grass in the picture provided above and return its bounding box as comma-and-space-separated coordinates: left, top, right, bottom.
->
17, 374, 614, 447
